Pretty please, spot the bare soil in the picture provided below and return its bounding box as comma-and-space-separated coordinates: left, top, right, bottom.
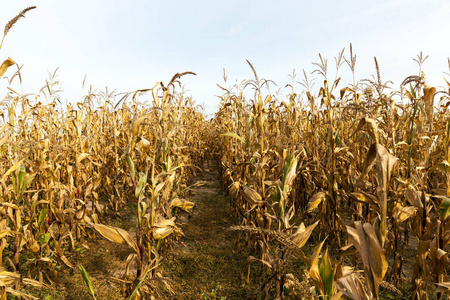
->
161, 160, 257, 299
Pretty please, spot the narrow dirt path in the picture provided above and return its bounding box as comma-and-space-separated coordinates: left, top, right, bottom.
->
163, 160, 254, 299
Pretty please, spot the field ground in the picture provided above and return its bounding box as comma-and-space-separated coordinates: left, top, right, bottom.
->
162, 160, 257, 299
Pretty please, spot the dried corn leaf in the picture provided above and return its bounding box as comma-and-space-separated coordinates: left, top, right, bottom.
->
2, 159, 25, 179
309, 239, 325, 284
170, 198, 195, 212
347, 222, 387, 298
392, 203, 416, 224
76, 153, 90, 165
335, 273, 372, 300
289, 221, 319, 249
152, 227, 174, 240
307, 192, 328, 213
0, 58, 15, 78
93, 224, 139, 254
351, 117, 379, 144
349, 192, 378, 205
241, 184, 262, 205
423, 85, 436, 120
405, 189, 423, 209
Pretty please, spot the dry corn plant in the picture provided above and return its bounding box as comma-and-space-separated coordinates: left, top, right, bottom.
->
89, 74, 206, 298
212, 48, 450, 300
0, 30, 208, 297
214, 61, 321, 299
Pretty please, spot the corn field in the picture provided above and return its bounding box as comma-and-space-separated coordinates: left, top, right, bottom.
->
1, 6, 450, 300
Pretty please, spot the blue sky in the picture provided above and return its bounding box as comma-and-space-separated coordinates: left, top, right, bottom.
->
1, 1, 449, 116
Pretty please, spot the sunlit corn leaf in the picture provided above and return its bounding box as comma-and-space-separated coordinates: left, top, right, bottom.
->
139, 137, 151, 157
0, 125, 10, 148
436, 282, 450, 294
16, 166, 34, 201
334, 146, 351, 155
152, 227, 174, 240
2, 159, 25, 179
135, 172, 147, 199
0, 202, 20, 210
356, 143, 377, 185
37, 208, 47, 232
138, 201, 147, 218
289, 221, 319, 249
282, 153, 298, 188
228, 181, 240, 199
319, 249, 334, 298
349, 192, 378, 206
405, 189, 424, 209
152, 217, 176, 239
76, 153, 90, 165
0, 58, 15, 78
125, 152, 136, 182
337, 244, 358, 257
307, 192, 328, 213
241, 184, 262, 205
154, 181, 165, 196
18, 164, 25, 188
153, 217, 176, 228
92, 224, 139, 254
392, 202, 416, 224
0, 270, 20, 285
340, 86, 353, 99
0, 229, 12, 240
221, 132, 247, 146
307, 239, 338, 297
309, 239, 325, 281
170, 198, 195, 212
26, 235, 40, 253
423, 84, 436, 120
430, 243, 448, 277
374, 143, 399, 190
4, 287, 39, 300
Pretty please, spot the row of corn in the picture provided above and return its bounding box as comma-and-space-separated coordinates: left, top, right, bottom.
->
0, 70, 208, 299
212, 56, 450, 299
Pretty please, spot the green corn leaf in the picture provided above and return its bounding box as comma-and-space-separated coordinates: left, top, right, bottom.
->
319, 249, 334, 298
18, 164, 25, 189
410, 83, 416, 99
139, 201, 147, 218
127, 268, 151, 300
12, 174, 17, 195
282, 153, 298, 188
126, 154, 136, 182
78, 265, 97, 300
38, 208, 47, 232
439, 196, 450, 220
19, 174, 35, 201
135, 172, 147, 199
